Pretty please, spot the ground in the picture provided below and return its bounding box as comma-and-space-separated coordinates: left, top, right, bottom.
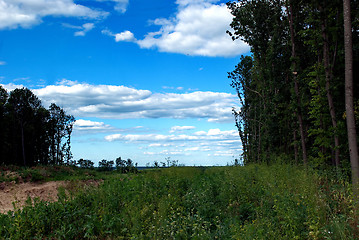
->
0, 180, 65, 213
0, 169, 103, 214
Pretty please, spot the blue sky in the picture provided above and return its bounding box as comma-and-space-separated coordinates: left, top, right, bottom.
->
0, 0, 250, 166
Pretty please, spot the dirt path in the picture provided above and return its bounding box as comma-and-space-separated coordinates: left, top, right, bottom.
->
0, 181, 66, 214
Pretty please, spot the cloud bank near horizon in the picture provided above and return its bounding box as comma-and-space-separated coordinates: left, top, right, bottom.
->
1, 82, 239, 123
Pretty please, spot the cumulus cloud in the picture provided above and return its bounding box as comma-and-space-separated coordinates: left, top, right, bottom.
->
30, 83, 238, 122
114, 30, 136, 42
104, 0, 249, 57
102, 29, 136, 42
0, 0, 108, 29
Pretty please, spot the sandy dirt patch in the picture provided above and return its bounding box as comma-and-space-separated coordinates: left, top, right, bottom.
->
0, 181, 66, 214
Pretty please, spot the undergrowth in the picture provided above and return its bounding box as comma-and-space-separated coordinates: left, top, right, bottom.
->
0, 165, 110, 183
0, 164, 357, 239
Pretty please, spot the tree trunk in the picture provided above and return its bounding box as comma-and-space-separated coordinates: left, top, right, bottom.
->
21, 123, 26, 166
321, 8, 340, 166
293, 129, 299, 164
343, 0, 359, 196
287, 1, 308, 165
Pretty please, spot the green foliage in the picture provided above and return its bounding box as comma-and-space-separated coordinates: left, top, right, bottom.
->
115, 157, 138, 173
77, 159, 95, 169
98, 160, 114, 171
0, 87, 75, 167
0, 164, 356, 239
227, 0, 359, 167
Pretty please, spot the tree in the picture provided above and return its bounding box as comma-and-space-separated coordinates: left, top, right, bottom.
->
0, 87, 75, 166
228, 0, 300, 163
115, 157, 126, 173
7, 88, 42, 166
343, 0, 359, 196
227, 0, 358, 169
98, 159, 114, 171
48, 103, 75, 165
0, 86, 9, 164
78, 159, 94, 169
286, 0, 309, 164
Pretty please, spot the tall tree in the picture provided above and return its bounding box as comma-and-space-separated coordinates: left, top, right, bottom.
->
343, 0, 359, 194
228, 0, 305, 163
48, 103, 75, 165
286, 0, 308, 164
0, 86, 9, 164
7, 88, 42, 166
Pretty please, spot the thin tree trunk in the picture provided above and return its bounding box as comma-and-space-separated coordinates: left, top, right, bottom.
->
287, 1, 308, 165
321, 9, 340, 166
343, 0, 359, 196
21, 123, 26, 166
293, 129, 299, 164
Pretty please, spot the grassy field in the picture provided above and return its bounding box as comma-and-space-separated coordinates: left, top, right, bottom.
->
0, 164, 357, 239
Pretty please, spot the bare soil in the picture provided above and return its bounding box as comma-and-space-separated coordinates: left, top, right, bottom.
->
0, 181, 65, 213
0, 179, 102, 214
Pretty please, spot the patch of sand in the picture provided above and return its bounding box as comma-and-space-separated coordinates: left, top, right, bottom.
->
0, 181, 66, 214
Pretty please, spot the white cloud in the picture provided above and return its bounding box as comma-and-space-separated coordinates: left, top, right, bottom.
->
0, 61, 6, 65
74, 23, 95, 36
0, 0, 108, 29
28, 83, 238, 122
105, 128, 238, 142
0, 83, 24, 91
133, 0, 248, 57
112, 0, 129, 13
148, 143, 162, 147
101, 0, 249, 57
105, 128, 241, 158
96, 0, 129, 13
170, 126, 195, 133
148, 143, 172, 147
74, 119, 113, 131
162, 86, 184, 91
115, 30, 136, 42
56, 78, 78, 86
102, 29, 136, 42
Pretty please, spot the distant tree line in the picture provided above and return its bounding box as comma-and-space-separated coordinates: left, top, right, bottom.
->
144, 157, 181, 168
227, 0, 358, 169
0, 86, 75, 167
76, 157, 138, 173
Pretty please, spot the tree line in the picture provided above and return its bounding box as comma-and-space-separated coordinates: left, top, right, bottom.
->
227, 0, 358, 171
0, 86, 75, 167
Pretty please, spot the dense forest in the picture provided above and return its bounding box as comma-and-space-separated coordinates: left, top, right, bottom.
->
227, 0, 358, 172
0, 86, 75, 167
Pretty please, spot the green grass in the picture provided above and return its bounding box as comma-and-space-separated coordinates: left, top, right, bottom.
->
0, 164, 357, 239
